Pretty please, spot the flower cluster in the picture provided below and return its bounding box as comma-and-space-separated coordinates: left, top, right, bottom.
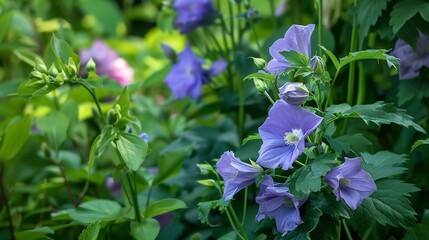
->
164, 43, 227, 99
80, 40, 134, 86
390, 33, 429, 80
215, 24, 377, 235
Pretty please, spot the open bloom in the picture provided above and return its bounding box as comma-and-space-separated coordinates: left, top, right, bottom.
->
323, 157, 377, 210
216, 151, 262, 201
390, 33, 429, 80
80, 40, 134, 86
173, 0, 216, 34
165, 43, 227, 99
267, 24, 315, 75
257, 100, 322, 170
256, 175, 307, 235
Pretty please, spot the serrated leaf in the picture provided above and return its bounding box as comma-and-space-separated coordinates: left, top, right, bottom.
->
315, 192, 350, 219
145, 198, 187, 218
338, 49, 399, 70
284, 197, 322, 240
404, 209, 429, 239
78, 220, 101, 240
0, 116, 31, 161
289, 154, 337, 197
281, 51, 309, 68
197, 201, 219, 227
115, 132, 148, 171
326, 101, 426, 133
361, 151, 408, 180
356, 0, 388, 46
390, 0, 427, 34
130, 219, 160, 240
397, 78, 429, 106
411, 138, 429, 152
347, 179, 418, 230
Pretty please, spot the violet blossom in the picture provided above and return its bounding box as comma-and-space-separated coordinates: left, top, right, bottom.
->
80, 40, 134, 86
257, 100, 322, 170
173, 0, 216, 34
278, 82, 309, 105
323, 157, 377, 210
390, 33, 429, 80
256, 175, 307, 235
267, 24, 315, 75
216, 151, 262, 201
164, 43, 227, 99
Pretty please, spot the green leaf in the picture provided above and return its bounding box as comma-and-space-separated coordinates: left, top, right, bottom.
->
114, 86, 130, 118
243, 72, 275, 82
361, 151, 409, 180
50, 34, 80, 71
81, 72, 103, 89
87, 134, 101, 176
145, 198, 187, 218
242, 133, 261, 145
0, 116, 31, 161
197, 201, 219, 227
390, 0, 428, 34
397, 78, 429, 106
157, 8, 176, 33
326, 102, 426, 133
152, 146, 190, 185
404, 209, 429, 240
315, 192, 350, 219
347, 179, 418, 232
280, 51, 309, 68
356, 0, 388, 46
78, 220, 101, 240
15, 226, 54, 240
115, 132, 148, 171
0, 11, 13, 43
218, 231, 238, 240
130, 219, 160, 240
411, 138, 429, 152
289, 154, 338, 198
36, 111, 70, 151
68, 199, 121, 224
338, 49, 399, 70
319, 45, 339, 70
420, 5, 429, 21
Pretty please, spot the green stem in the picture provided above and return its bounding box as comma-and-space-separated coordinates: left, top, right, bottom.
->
228, 204, 247, 240
356, 62, 365, 104
337, 218, 342, 240
126, 172, 141, 222
238, 79, 245, 141
0, 163, 15, 240
317, 0, 323, 53
346, 0, 358, 105
324, 70, 340, 110
263, 91, 275, 105
55, 152, 78, 208
145, 185, 152, 209
241, 187, 248, 225
295, 160, 306, 167
342, 219, 353, 240
77, 81, 105, 124
249, 19, 264, 57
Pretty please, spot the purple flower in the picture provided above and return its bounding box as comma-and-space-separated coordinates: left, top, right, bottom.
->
139, 133, 149, 143
80, 40, 134, 86
216, 151, 262, 201
256, 176, 307, 235
165, 43, 227, 99
278, 82, 309, 105
390, 33, 429, 80
323, 157, 376, 210
105, 177, 122, 198
257, 101, 322, 170
267, 24, 315, 75
173, 0, 216, 34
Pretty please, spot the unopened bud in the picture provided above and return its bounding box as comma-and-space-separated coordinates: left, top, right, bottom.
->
86, 58, 97, 72
30, 70, 44, 80
65, 57, 78, 77
34, 57, 47, 73
254, 79, 269, 93
106, 108, 120, 125
161, 43, 177, 63
48, 64, 59, 76
309, 56, 325, 74
54, 71, 66, 86
250, 57, 267, 70
279, 82, 309, 105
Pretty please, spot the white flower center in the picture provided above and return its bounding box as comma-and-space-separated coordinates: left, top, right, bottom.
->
284, 129, 303, 146
339, 178, 351, 188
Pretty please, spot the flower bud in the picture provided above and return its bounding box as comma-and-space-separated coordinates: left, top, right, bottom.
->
309, 56, 325, 74
279, 82, 309, 105
254, 78, 269, 93
30, 70, 44, 80
250, 57, 267, 70
106, 108, 120, 125
48, 64, 59, 76
86, 58, 97, 72
54, 71, 66, 86
34, 57, 47, 73
161, 43, 177, 63
65, 57, 78, 77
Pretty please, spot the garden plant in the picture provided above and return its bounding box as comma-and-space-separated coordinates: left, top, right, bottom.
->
1, 0, 429, 239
